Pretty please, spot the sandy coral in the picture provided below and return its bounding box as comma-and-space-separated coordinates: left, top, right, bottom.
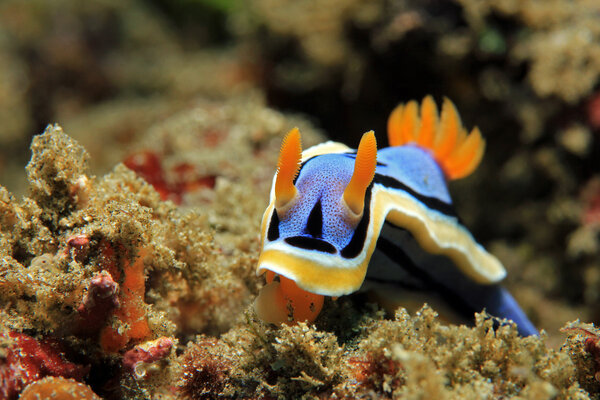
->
181, 317, 346, 399
238, 321, 345, 397
0, 116, 274, 339
27, 124, 90, 228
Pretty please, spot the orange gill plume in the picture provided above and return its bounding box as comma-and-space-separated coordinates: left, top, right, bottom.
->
343, 131, 378, 218
275, 127, 302, 211
387, 96, 485, 180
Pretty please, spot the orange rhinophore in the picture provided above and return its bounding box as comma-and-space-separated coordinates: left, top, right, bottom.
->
343, 131, 377, 217
275, 127, 302, 210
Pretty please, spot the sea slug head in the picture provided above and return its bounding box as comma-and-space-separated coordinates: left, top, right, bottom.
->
255, 129, 377, 325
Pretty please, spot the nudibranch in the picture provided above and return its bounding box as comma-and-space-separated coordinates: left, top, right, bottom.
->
255, 96, 537, 336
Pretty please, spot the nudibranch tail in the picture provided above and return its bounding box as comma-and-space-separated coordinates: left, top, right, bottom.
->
275, 127, 302, 209
343, 131, 377, 217
254, 271, 324, 325
387, 96, 485, 180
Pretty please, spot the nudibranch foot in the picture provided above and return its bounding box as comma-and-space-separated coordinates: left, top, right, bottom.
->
254, 271, 324, 325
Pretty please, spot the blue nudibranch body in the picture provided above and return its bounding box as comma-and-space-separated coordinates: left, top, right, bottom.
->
255, 96, 537, 336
